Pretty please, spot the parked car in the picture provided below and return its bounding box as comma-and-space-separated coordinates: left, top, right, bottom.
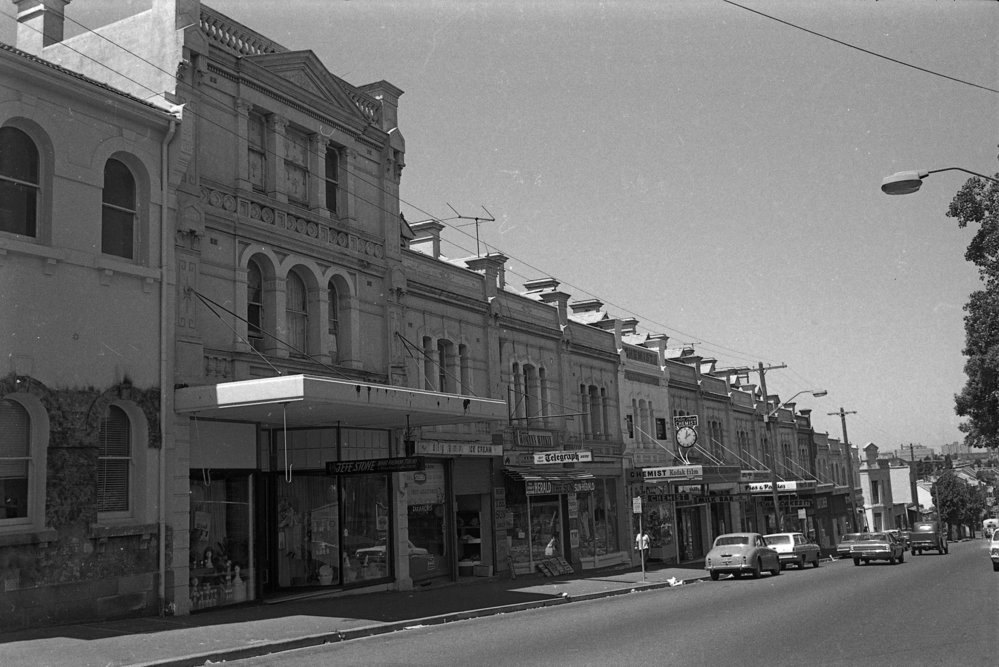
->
705, 532, 781, 580
990, 530, 999, 572
850, 531, 905, 565
909, 521, 948, 555
764, 532, 821, 569
836, 533, 862, 558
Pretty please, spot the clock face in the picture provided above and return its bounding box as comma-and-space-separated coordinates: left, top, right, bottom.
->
676, 426, 697, 447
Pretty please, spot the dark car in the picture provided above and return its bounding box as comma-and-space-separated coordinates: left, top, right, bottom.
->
909, 521, 948, 555
836, 533, 862, 558
850, 531, 905, 565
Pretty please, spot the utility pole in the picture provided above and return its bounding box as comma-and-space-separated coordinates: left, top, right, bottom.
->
756, 362, 786, 533
829, 407, 860, 532
909, 443, 919, 527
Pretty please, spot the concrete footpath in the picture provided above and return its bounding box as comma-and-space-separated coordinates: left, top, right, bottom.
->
0, 560, 709, 667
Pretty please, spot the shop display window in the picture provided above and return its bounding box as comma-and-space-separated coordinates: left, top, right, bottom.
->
189, 473, 253, 610
404, 462, 448, 582
575, 478, 619, 561
341, 475, 390, 583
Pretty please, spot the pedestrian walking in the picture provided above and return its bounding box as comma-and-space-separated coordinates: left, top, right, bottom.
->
635, 529, 650, 562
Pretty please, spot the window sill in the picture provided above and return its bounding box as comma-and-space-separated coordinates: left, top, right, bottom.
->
90, 522, 158, 540
0, 527, 59, 548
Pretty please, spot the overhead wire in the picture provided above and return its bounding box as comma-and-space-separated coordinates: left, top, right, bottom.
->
8, 8, 964, 446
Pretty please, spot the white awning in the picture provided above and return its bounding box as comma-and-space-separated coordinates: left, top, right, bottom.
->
175, 374, 508, 429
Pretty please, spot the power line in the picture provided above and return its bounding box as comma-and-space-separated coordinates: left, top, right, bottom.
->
722, 0, 999, 95
5, 10, 860, 390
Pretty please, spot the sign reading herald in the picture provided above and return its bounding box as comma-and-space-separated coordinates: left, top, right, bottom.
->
326, 457, 425, 475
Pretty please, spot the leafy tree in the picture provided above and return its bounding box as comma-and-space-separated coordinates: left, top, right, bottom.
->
948, 165, 999, 449
932, 471, 968, 532
964, 485, 987, 535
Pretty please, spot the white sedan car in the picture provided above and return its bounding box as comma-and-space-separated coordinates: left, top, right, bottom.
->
764, 532, 821, 569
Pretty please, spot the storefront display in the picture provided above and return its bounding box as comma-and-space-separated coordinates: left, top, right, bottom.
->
188, 473, 253, 610
404, 462, 448, 582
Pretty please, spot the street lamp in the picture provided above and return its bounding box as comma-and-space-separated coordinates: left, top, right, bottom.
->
881, 167, 999, 195
762, 382, 827, 533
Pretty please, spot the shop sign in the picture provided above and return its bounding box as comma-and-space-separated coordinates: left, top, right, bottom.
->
643, 465, 703, 480
525, 479, 596, 496
326, 456, 425, 475
747, 480, 817, 493
416, 441, 503, 457
740, 470, 772, 483
533, 450, 593, 464
514, 429, 556, 450
646, 492, 691, 503
760, 498, 813, 509
673, 415, 699, 429
695, 494, 736, 504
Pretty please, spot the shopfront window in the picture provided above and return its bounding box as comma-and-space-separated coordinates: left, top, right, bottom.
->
189, 473, 253, 610
576, 478, 619, 562
404, 462, 448, 582
342, 475, 390, 583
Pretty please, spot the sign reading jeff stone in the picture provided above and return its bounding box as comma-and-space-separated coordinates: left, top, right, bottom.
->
533, 450, 593, 465
326, 457, 425, 475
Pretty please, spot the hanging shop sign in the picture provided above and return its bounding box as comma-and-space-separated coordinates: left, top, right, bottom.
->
643, 465, 704, 481
525, 479, 596, 496
415, 441, 503, 457
514, 429, 556, 450
746, 480, 818, 494
740, 470, 773, 483
326, 456, 425, 475
533, 450, 593, 465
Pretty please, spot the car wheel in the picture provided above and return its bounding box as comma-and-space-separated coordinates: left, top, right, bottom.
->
899, 552, 904, 564
812, 555, 820, 568
732, 571, 741, 578
751, 559, 761, 579
798, 556, 805, 569
771, 561, 780, 576
710, 570, 720, 581
993, 562, 999, 572
853, 558, 860, 566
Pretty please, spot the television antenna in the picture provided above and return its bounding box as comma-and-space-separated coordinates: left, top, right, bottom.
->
447, 203, 495, 257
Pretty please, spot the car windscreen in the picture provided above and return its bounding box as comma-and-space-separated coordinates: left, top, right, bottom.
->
766, 535, 790, 545
715, 536, 750, 547
857, 533, 886, 541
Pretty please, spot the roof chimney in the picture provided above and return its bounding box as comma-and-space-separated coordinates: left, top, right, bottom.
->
13, 0, 70, 55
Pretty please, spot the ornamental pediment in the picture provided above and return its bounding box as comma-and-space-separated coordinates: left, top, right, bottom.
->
245, 51, 377, 123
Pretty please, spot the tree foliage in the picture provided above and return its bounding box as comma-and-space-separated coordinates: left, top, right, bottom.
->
947, 166, 999, 449
932, 471, 969, 526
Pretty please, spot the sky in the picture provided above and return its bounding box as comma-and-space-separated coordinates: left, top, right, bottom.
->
3, 0, 995, 453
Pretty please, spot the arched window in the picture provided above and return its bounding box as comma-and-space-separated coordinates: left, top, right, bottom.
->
0, 126, 39, 237
247, 259, 264, 351
98, 405, 131, 514
325, 148, 339, 214
0, 398, 30, 521
286, 271, 309, 356
102, 158, 136, 259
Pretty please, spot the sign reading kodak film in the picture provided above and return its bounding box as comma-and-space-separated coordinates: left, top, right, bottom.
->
532, 450, 593, 465
643, 465, 704, 480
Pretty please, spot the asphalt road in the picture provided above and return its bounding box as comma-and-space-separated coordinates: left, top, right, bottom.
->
234, 539, 999, 666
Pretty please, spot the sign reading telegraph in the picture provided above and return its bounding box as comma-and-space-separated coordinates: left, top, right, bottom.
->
533, 450, 593, 465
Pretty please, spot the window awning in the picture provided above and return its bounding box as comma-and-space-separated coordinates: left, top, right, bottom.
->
503, 467, 596, 482
504, 466, 597, 495
174, 374, 508, 429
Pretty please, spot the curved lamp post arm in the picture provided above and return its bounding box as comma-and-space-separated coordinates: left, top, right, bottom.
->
882, 167, 999, 195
